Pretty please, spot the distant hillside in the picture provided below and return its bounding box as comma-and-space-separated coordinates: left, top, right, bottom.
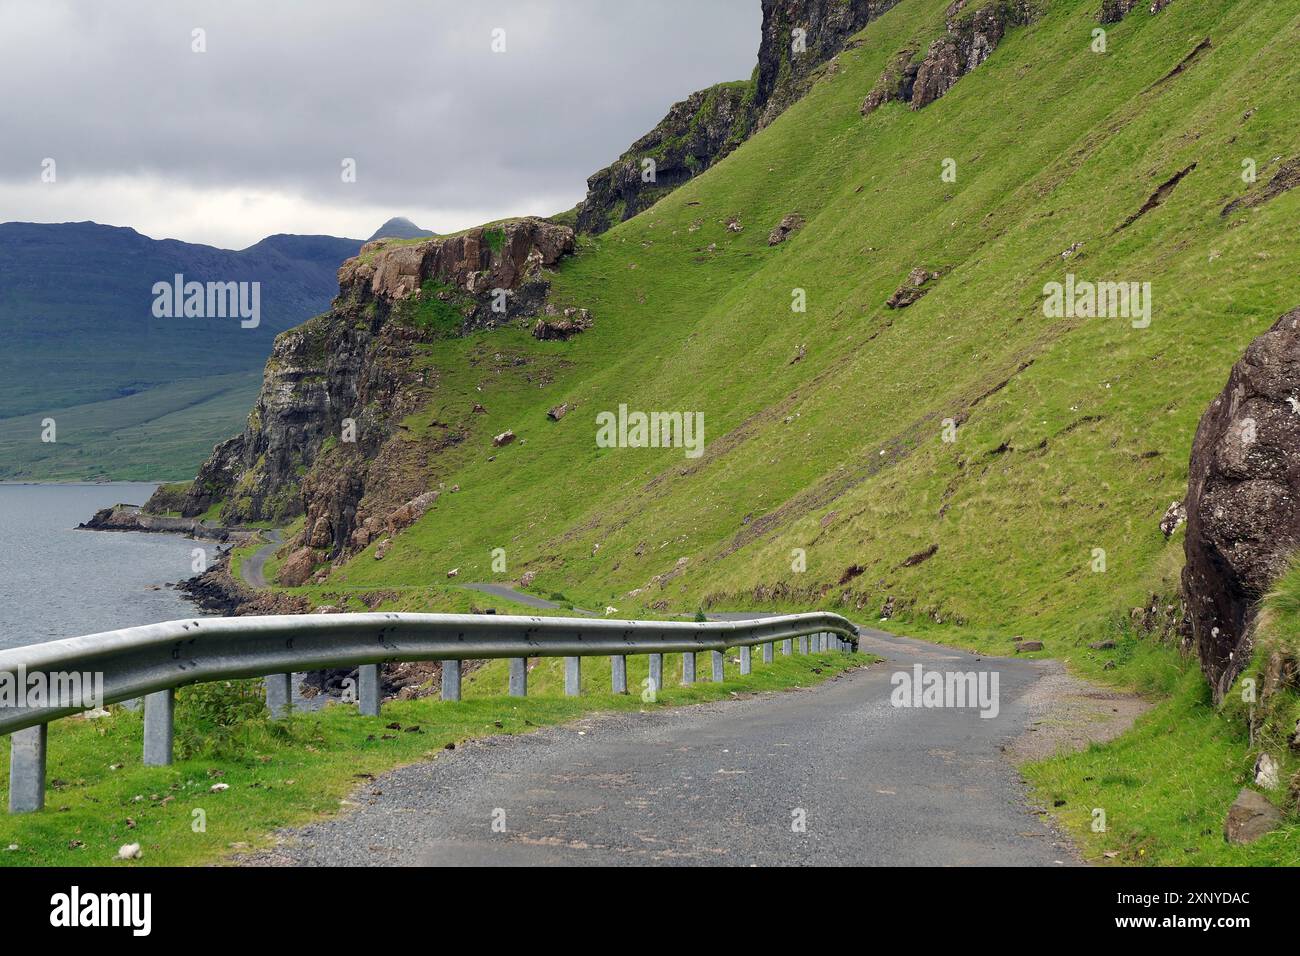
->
367, 217, 436, 241
0, 221, 363, 480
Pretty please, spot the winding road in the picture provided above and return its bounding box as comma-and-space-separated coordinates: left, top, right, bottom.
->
247, 624, 1100, 867
239, 529, 282, 589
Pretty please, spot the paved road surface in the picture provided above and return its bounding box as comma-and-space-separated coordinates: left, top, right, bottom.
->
240, 529, 282, 589
459, 581, 597, 616
247, 626, 1077, 866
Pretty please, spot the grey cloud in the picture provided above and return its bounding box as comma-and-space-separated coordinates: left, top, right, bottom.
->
0, 0, 760, 245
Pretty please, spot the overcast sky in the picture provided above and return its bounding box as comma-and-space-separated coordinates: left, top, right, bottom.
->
0, 0, 759, 249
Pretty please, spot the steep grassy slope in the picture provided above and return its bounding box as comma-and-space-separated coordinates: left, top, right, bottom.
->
315, 0, 1299, 665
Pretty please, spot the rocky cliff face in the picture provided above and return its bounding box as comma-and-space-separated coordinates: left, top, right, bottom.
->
179, 217, 575, 569
576, 0, 897, 234
753, 0, 899, 127
575, 82, 754, 235
862, 0, 1037, 116
1183, 306, 1300, 702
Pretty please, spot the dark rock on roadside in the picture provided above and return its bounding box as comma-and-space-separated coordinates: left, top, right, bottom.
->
1224, 788, 1281, 844
1183, 306, 1300, 701
1014, 639, 1044, 652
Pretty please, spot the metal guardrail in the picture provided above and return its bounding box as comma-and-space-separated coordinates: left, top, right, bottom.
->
1, 611, 858, 813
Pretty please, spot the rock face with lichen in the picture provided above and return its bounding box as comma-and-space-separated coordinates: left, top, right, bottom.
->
177, 218, 575, 564
1183, 306, 1300, 702
576, 0, 898, 234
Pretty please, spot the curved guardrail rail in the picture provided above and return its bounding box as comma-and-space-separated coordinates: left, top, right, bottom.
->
1, 611, 858, 813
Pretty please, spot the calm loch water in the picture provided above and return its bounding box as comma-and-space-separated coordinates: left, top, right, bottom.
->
0, 483, 214, 650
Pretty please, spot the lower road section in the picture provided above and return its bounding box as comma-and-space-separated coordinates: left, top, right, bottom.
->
248, 627, 1081, 866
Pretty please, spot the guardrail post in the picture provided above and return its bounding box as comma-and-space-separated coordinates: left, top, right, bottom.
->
265, 673, 292, 720
358, 664, 381, 717
442, 660, 461, 701
143, 688, 174, 766
8, 724, 47, 814
682, 652, 696, 685
782, 638, 792, 656
509, 658, 528, 697
564, 656, 580, 696
611, 655, 628, 694
799, 635, 809, 654
649, 653, 663, 695
711, 650, 724, 682
762, 642, 774, 664
815, 632, 825, 652
739, 645, 752, 675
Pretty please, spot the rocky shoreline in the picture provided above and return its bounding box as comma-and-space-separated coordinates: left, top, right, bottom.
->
78, 502, 258, 542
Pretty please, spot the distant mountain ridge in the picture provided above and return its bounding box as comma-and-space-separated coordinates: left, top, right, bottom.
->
0, 220, 366, 480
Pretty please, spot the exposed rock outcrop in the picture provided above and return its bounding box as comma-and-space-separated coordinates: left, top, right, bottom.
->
860, 47, 919, 116
886, 267, 943, 308
575, 82, 754, 235
80, 504, 237, 541
753, 0, 900, 128
861, 1, 1037, 115
1099, 0, 1176, 23
1183, 306, 1300, 701
532, 306, 592, 340
768, 213, 805, 245
177, 218, 576, 560
576, 1, 899, 234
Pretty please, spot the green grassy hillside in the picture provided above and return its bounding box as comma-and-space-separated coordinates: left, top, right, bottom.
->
312, 0, 1300, 653
0, 371, 262, 482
